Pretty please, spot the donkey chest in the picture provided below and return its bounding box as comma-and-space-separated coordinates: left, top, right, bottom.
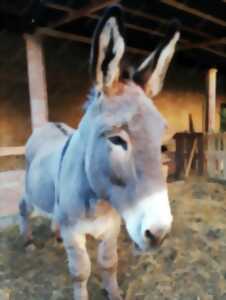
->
73, 201, 121, 239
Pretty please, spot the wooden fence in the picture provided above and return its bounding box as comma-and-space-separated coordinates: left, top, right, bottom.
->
206, 133, 226, 181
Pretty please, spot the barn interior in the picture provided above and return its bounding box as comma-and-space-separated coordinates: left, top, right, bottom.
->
1, 1, 226, 300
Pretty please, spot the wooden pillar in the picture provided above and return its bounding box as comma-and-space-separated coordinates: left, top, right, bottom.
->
206, 68, 218, 133
25, 34, 48, 129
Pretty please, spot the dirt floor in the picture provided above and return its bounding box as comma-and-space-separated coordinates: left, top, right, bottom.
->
1, 177, 226, 300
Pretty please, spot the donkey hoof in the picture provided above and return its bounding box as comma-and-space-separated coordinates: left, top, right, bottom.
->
107, 295, 123, 300
102, 289, 123, 300
24, 240, 37, 252
24, 238, 34, 248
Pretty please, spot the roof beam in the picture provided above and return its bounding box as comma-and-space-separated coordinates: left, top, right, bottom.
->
160, 0, 226, 27
37, 27, 149, 56
45, 0, 118, 28
90, 15, 225, 57
180, 37, 226, 50
38, 26, 226, 60
44, 5, 185, 41
41, 3, 226, 60
122, 6, 213, 40
89, 14, 165, 38
46, 3, 216, 40
45, 3, 73, 14
182, 45, 226, 59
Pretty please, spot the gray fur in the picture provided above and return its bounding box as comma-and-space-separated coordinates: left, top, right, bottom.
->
19, 6, 179, 300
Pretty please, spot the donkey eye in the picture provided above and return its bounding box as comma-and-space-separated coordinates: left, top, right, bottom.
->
108, 136, 128, 151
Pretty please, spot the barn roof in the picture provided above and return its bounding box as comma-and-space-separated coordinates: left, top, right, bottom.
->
1, 0, 226, 72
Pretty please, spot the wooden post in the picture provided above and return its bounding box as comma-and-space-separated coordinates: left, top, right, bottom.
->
207, 68, 218, 133
25, 34, 48, 129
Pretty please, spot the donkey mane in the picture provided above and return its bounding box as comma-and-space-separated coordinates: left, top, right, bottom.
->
54, 122, 72, 136
83, 87, 100, 112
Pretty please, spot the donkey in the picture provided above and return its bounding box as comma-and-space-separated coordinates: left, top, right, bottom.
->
19, 6, 180, 300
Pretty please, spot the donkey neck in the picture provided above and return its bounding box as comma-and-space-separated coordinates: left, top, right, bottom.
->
56, 129, 99, 225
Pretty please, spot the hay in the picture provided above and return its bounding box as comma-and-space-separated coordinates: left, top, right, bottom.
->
1, 178, 226, 299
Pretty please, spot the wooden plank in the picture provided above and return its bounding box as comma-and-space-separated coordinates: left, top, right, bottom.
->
223, 133, 226, 150
197, 135, 204, 175
39, 26, 226, 61
207, 134, 215, 151
180, 37, 226, 50
24, 34, 48, 129
193, 46, 226, 60
45, 3, 73, 14
122, 6, 213, 40
43, 3, 226, 60
37, 27, 91, 44
206, 154, 216, 178
174, 134, 185, 179
207, 68, 217, 133
188, 113, 195, 133
47, 0, 118, 28
89, 14, 165, 38
223, 157, 226, 179
0, 146, 25, 157
207, 134, 216, 178
185, 139, 197, 178
206, 132, 226, 180
37, 27, 150, 56
160, 0, 226, 28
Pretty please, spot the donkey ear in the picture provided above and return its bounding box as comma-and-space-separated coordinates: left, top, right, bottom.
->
133, 21, 180, 97
90, 6, 125, 90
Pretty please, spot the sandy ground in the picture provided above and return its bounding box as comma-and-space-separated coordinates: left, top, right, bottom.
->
0, 177, 226, 300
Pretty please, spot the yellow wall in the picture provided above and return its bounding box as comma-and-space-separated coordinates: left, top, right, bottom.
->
155, 90, 225, 134
0, 34, 225, 146
0, 84, 224, 146
155, 90, 204, 133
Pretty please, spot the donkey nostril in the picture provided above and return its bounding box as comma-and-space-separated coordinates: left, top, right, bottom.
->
145, 230, 169, 247
145, 230, 157, 243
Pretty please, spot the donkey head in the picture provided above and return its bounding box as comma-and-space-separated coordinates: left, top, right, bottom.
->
82, 6, 180, 252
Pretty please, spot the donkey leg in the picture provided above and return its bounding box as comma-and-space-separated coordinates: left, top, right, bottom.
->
61, 227, 91, 300
51, 221, 62, 242
19, 196, 33, 244
98, 218, 122, 300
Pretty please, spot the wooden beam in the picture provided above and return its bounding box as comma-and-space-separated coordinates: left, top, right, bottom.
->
24, 34, 49, 129
46, 0, 118, 28
0, 146, 25, 157
207, 68, 218, 133
185, 139, 197, 178
38, 25, 226, 60
89, 14, 165, 38
180, 37, 226, 50
122, 6, 213, 40
45, 3, 73, 14
160, 0, 226, 27
46, 3, 215, 40
37, 27, 149, 56
43, 3, 226, 60
122, 7, 226, 60
197, 47, 226, 60
38, 27, 91, 44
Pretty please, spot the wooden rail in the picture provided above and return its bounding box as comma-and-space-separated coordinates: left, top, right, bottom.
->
0, 147, 25, 157
206, 133, 226, 180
